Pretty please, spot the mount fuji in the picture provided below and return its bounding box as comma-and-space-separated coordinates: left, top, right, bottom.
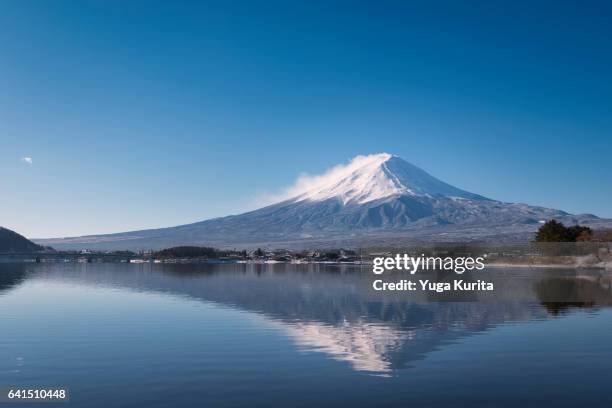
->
36, 153, 607, 250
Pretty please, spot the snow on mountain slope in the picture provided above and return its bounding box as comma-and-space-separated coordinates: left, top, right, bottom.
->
284, 153, 485, 205
34, 153, 607, 250
290, 153, 404, 204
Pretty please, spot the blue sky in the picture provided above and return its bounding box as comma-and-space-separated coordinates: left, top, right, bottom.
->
2, 0, 611, 238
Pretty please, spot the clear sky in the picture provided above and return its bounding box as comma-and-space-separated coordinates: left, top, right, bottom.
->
1, 0, 611, 238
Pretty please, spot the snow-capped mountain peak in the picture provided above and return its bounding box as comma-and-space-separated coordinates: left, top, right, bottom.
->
36, 152, 606, 251
289, 153, 485, 205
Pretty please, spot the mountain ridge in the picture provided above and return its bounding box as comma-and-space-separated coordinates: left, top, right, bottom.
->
0, 227, 45, 253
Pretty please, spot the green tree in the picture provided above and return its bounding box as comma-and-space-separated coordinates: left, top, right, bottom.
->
567, 225, 593, 241
535, 220, 592, 242
536, 220, 570, 242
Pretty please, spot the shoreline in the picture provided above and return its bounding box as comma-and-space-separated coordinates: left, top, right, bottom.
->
486, 262, 608, 270
2, 256, 611, 271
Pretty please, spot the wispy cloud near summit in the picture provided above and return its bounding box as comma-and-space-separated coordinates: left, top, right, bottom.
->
251, 153, 393, 207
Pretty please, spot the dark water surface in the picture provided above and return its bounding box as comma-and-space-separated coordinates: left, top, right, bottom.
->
1, 263, 612, 407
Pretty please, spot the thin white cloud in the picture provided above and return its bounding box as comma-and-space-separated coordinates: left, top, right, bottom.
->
250, 153, 389, 208
21, 157, 33, 164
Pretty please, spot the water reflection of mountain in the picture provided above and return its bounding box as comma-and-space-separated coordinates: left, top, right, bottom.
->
0, 263, 28, 294
12, 263, 612, 374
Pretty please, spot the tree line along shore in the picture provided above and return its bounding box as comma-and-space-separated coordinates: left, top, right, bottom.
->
1, 220, 611, 269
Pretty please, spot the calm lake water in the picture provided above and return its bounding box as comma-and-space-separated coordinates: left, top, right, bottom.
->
1, 262, 612, 407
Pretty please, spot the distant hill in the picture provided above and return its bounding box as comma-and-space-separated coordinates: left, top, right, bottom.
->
0, 227, 45, 253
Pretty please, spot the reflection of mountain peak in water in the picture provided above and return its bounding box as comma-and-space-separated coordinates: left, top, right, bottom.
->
274, 301, 546, 373
278, 320, 409, 373
19, 263, 612, 374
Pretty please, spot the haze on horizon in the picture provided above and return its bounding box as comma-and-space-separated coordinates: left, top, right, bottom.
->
1, 1, 612, 238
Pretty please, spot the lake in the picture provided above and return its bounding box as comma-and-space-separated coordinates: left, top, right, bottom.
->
1, 262, 612, 407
